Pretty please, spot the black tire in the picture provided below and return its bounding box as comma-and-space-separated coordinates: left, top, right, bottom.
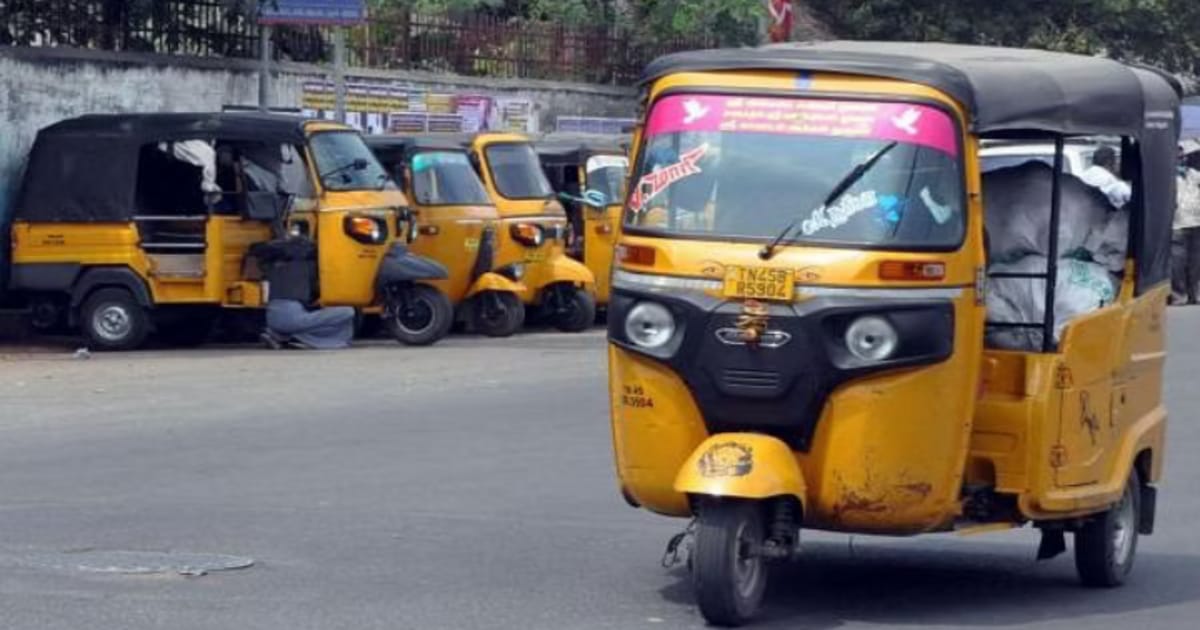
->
386, 284, 454, 346
692, 501, 768, 627
1075, 469, 1141, 587
471, 291, 525, 338
554, 287, 596, 333
80, 288, 150, 351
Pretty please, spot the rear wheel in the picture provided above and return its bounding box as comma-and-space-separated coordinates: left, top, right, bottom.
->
692, 500, 768, 627
471, 291, 524, 338
81, 288, 150, 351
553, 286, 595, 333
1075, 469, 1141, 587
386, 284, 453, 346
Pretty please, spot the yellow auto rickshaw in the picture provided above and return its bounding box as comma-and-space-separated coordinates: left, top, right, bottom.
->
464, 132, 597, 332
2, 113, 449, 349
609, 42, 1179, 625
535, 134, 630, 310
367, 135, 527, 337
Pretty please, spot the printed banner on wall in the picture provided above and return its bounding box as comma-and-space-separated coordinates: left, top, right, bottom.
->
300, 80, 537, 135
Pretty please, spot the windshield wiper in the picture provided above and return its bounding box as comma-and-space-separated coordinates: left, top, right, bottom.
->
759, 141, 899, 260
319, 158, 369, 185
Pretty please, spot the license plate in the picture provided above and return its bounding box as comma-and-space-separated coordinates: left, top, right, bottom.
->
525, 249, 548, 263
723, 266, 794, 301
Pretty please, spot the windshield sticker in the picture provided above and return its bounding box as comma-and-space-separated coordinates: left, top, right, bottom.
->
645, 95, 959, 157
628, 144, 708, 212
801, 190, 880, 236
920, 187, 954, 224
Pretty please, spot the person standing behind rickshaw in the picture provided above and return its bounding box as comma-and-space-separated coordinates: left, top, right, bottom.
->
1172, 141, 1200, 304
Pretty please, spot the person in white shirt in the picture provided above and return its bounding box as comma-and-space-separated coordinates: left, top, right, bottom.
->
1172, 142, 1200, 304
1079, 146, 1132, 208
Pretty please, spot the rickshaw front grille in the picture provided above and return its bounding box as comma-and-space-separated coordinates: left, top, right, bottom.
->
721, 368, 783, 391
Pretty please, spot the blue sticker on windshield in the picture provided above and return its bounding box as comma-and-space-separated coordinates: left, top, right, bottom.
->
795, 72, 812, 90
878, 194, 904, 224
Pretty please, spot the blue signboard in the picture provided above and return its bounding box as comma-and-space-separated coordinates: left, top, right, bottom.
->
258, 0, 366, 25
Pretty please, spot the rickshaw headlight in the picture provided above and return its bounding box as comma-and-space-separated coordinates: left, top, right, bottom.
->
845, 316, 899, 362
625, 302, 675, 349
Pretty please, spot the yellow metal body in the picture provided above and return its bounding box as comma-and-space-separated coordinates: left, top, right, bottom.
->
674, 434, 807, 507
609, 70, 1166, 535
10, 119, 407, 315
402, 195, 524, 305
469, 133, 595, 305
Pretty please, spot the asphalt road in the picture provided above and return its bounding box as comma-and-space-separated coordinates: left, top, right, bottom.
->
1, 311, 1199, 630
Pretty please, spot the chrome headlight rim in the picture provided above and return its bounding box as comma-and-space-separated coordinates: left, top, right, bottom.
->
844, 315, 899, 362
624, 301, 676, 350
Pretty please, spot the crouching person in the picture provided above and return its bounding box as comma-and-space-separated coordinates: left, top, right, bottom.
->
249, 237, 355, 349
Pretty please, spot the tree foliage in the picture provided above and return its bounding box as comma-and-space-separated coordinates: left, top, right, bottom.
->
805, 0, 1200, 76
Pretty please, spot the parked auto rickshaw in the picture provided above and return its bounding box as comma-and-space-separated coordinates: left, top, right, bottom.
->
609, 42, 1178, 625
535, 134, 630, 309
367, 135, 527, 337
2, 113, 448, 349
464, 132, 597, 332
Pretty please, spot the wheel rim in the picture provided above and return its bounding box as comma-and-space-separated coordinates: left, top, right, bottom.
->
1113, 485, 1136, 565
395, 296, 435, 334
730, 519, 763, 601
92, 304, 133, 342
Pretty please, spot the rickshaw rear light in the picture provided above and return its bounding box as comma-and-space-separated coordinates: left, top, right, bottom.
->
617, 244, 656, 267
879, 260, 946, 281
510, 222, 545, 247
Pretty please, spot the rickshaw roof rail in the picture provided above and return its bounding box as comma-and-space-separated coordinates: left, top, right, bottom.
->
365, 134, 472, 156
533, 133, 629, 160
642, 41, 1181, 138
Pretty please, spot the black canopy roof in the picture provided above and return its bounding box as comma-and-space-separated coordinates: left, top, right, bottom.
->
14, 113, 326, 223
533, 134, 628, 164
365, 134, 471, 157
642, 41, 1179, 137
38, 112, 312, 144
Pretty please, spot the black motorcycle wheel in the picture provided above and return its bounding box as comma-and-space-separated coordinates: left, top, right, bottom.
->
553, 286, 596, 333
692, 500, 768, 627
471, 291, 525, 338
386, 284, 453, 346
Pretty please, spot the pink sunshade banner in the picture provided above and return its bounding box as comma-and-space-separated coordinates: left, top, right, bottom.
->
644, 94, 960, 157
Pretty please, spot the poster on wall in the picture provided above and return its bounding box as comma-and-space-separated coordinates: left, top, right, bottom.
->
556, 116, 636, 135
300, 79, 537, 135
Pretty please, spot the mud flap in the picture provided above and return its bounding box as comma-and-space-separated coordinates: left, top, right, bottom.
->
673, 433, 806, 510
1139, 484, 1157, 535
1037, 529, 1067, 560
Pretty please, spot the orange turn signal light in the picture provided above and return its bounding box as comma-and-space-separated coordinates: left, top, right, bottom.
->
879, 260, 946, 281
617, 244, 656, 266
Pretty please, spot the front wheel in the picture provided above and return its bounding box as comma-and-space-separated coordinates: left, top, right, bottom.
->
471, 291, 524, 338
692, 500, 768, 627
553, 287, 596, 333
1075, 469, 1141, 587
385, 284, 453, 346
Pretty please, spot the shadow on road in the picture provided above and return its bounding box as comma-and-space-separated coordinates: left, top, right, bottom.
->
659, 540, 1200, 629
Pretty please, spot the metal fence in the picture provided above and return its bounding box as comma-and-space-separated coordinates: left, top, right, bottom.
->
0, 1, 712, 84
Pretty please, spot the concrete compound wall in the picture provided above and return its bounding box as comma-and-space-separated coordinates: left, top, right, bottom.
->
0, 46, 637, 224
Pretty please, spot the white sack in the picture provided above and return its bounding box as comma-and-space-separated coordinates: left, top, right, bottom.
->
986, 256, 1117, 351
983, 162, 1113, 263
160, 140, 220, 195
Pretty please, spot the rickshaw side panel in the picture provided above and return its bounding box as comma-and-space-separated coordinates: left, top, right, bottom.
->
972, 283, 1168, 520
406, 204, 495, 303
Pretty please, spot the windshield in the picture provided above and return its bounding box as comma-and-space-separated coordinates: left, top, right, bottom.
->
484, 143, 554, 199
308, 131, 394, 192
586, 154, 628, 205
411, 151, 492, 206
625, 94, 965, 249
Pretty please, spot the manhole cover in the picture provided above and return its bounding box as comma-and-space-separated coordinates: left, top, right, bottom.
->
16, 550, 254, 576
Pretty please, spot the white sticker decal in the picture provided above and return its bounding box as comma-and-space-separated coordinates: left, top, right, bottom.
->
920, 186, 953, 225
801, 191, 879, 236
892, 107, 923, 136
628, 144, 708, 212
683, 98, 711, 125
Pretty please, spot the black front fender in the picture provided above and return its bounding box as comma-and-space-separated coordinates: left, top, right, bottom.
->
376, 244, 449, 289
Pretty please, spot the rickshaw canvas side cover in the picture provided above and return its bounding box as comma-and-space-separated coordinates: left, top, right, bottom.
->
14, 113, 309, 224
